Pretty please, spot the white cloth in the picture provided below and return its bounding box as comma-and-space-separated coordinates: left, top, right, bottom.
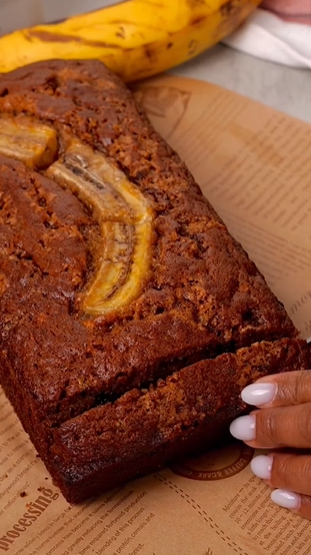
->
223, 8, 311, 69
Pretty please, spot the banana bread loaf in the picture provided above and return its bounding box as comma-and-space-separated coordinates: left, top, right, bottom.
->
0, 60, 310, 503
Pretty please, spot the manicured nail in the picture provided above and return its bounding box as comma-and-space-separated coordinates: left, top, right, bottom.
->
229, 414, 256, 441
251, 455, 273, 480
307, 337, 311, 343
271, 489, 301, 510
241, 383, 277, 406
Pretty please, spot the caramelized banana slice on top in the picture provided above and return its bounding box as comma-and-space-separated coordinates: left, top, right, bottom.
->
0, 114, 58, 169
47, 141, 153, 317
0, 114, 153, 318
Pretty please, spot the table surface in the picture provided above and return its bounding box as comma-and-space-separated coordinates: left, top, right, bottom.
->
172, 44, 311, 126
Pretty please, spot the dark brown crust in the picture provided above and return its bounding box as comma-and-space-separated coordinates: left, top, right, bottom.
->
0, 60, 310, 503
3, 338, 307, 504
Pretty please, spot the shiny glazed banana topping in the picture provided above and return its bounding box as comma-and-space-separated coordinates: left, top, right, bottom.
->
0, 118, 153, 317
0, 115, 58, 169
47, 141, 153, 316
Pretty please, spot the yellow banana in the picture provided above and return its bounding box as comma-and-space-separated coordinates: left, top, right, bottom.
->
0, 0, 261, 82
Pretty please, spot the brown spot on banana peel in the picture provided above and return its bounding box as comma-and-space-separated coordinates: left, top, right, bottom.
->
190, 14, 208, 25
46, 141, 153, 317
115, 26, 126, 39
144, 44, 157, 62
26, 30, 124, 49
221, 0, 239, 16
217, 0, 253, 38
187, 0, 207, 7
188, 39, 199, 56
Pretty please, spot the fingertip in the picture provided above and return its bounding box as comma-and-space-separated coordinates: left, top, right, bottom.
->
271, 489, 301, 511
229, 414, 256, 441
250, 454, 273, 480
241, 383, 277, 406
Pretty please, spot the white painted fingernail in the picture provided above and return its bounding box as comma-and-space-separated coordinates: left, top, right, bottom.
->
241, 383, 277, 406
271, 489, 301, 510
229, 415, 256, 441
251, 455, 273, 480
307, 337, 311, 343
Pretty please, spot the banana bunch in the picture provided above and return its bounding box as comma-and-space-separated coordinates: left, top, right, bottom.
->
0, 0, 261, 81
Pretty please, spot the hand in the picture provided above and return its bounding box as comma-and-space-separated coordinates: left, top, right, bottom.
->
230, 370, 311, 520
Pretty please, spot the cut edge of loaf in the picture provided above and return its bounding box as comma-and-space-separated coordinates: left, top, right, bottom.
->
1, 338, 310, 503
